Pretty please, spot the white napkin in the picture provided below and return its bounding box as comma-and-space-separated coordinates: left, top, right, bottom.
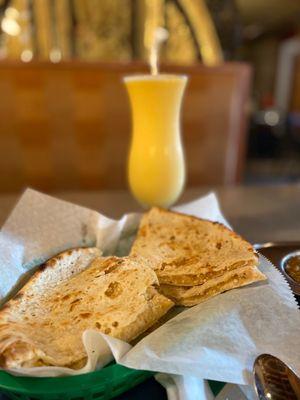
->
156, 373, 215, 400
155, 375, 258, 400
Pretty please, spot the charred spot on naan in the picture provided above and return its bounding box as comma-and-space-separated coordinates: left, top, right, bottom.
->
79, 313, 91, 319
104, 282, 123, 298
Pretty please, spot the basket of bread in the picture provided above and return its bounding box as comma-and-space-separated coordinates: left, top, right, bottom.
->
0, 191, 298, 400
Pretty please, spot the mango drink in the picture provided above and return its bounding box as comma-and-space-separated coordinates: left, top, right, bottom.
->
124, 74, 187, 208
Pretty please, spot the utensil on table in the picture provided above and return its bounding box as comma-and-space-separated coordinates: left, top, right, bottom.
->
253, 354, 300, 400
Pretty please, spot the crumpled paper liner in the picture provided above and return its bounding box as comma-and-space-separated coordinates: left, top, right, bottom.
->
0, 189, 299, 385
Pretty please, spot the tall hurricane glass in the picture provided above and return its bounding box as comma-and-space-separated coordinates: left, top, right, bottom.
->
124, 74, 188, 208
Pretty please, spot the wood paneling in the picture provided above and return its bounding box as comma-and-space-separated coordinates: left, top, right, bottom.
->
291, 56, 300, 112
0, 61, 251, 193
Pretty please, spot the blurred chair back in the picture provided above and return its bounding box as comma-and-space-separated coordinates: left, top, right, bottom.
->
0, 61, 251, 193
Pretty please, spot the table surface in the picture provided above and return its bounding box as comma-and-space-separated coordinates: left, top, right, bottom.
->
0, 183, 299, 400
0, 183, 300, 244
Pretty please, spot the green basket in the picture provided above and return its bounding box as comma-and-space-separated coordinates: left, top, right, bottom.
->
0, 363, 225, 400
0, 363, 153, 400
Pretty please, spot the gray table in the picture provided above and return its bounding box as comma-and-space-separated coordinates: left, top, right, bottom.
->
0, 184, 300, 244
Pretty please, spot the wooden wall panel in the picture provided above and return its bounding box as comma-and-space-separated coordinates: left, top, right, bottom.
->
0, 61, 251, 193
291, 56, 300, 112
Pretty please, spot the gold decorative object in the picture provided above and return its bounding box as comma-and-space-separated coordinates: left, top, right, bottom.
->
0, 0, 223, 65
164, 1, 197, 64
73, 0, 132, 60
34, 0, 52, 59
177, 0, 223, 65
54, 0, 72, 59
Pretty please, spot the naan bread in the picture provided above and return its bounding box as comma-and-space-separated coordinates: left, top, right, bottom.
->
130, 207, 261, 286
0, 249, 173, 369
160, 265, 266, 306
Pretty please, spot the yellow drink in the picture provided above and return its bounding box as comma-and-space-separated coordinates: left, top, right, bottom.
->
124, 74, 188, 208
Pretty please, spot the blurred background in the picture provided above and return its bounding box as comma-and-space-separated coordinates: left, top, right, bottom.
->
0, 0, 300, 193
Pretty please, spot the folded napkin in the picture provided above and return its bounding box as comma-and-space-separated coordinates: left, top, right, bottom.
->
156, 375, 257, 400
156, 374, 215, 400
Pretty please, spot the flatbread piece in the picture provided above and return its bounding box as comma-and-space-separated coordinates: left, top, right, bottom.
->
0, 248, 173, 369
130, 207, 261, 286
160, 265, 266, 306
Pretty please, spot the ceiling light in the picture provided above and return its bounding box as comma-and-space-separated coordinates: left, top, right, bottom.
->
1, 17, 21, 36
49, 48, 62, 63
5, 7, 19, 20
21, 49, 33, 62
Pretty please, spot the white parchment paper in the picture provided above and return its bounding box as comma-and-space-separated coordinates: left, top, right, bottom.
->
0, 189, 299, 384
